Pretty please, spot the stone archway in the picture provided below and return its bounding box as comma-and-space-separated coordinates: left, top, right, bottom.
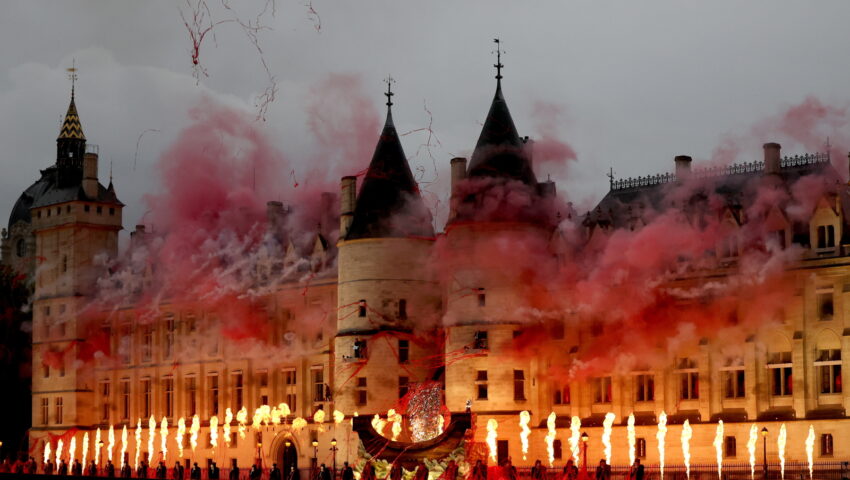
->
271, 435, 299, 480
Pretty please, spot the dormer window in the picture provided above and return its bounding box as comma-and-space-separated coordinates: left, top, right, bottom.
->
473, 331, 488, 350
353, 339, 367, 359
817, 225, 835, 249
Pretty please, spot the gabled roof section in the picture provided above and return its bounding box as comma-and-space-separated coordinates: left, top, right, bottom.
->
467, 81, 536, 185
58, 95, 85, 141
345, 102, 434, 240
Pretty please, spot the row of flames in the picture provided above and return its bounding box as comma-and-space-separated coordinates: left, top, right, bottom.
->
482, 412, 819, 480
42, 404, 348, 470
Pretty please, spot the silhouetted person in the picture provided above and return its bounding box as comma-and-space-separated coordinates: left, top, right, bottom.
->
270, 463, 282, 480
71, 459, 82, 476
106, 459, 116, 478
156, 461, 167, 479
44, 459, 55, 475
14, 457, 25, 475
562, 460, 578, 480
342, 462, 355, 480
595, 460, 610, 480
471, 459, 487, 480
57, 459, 69, 476
173, 461, 185, 480
249, 463, 262, 480
505, 458, 517, 480
288, 467, 298, 480
321, 464, 332, 480
26, 457, 38, 475
190, 462, 202, 480
531, 460, 545, 480
629, 459, 644, 480
86, 460, 97, 477
138, 460, 149, 479
229, 460, 240, 480
121, 461, 132, 478
209, 461, 221, 480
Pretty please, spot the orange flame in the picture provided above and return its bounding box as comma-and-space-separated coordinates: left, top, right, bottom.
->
486, 419, 498, 463
43, 441, 51, 465
210, 415, 219, 450
602, 413, 615, 465
519, 411, 531, 461
569, 416, 581, 467
120, 425, 128, 467
546, 412, 557, 467
190, 415, 200, 452
134, 419, 141, 470
223, 410, 232, 447
747, 424, 757, 480
82, 432, 89, 468
236, 407, 248, 439
333, 410, 345, 424
159, 417, 168, 462
387, 409, 402, 441
681, 420, 692, 480
176, 417, 186, 458
107, 425, 115, 462
626, 413, 637, 465
713, 421, 724, 480
805, 425, 814, 480
778, 423, 787, 480
69, 436, 77, 464
657, 412, 667, 480
147, 416, 156, 461
94, 428, 101, 466
55, 439, 63, 465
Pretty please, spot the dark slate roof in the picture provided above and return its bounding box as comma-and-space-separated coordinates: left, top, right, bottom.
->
466, 81, 536, 185
586, 154, 846, 244
7, 165, 123, 230
345, 107, 434, 240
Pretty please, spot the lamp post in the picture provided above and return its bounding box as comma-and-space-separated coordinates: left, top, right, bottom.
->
330, 438, 338, 480
312, 440, 319, 479
581, 432, 589, 480
761, 427, 768, 480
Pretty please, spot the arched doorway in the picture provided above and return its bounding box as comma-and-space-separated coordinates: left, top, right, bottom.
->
280, 440, 298, 480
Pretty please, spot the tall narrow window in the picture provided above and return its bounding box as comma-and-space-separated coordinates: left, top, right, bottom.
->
636, 438, 647, 459
398, 339, 410, 364
553, 439, 562, 460
817, 291, 834, 321
120, 379, 130, 421
163, 314, 175, 360
593, 377, 612, 403
208, 374, 220, 416
635, 374, 655, 402
356, 377, 367, 406
283, 368, 297, 412
141, 324, 153, 363
257, 371, 269, 388
232, 372, 244, 410
119, 323, 132, 365
41, 398, 49, 425
55, 397, 64, 424
476, 371, 488, 400
163, 376, 174, 419
398, 377, 409, 399
815, 349, 842, 394
820, 434, 834, 456
724, 436, 737, 458
768, 351, 793, 396
676, 358, 699, 400
312, 367, 325, 404
513, 370, 526, 401
398, 299, 407, 320
553, 385, 571, 405
100, 380, 111, 422
186, 376, 197, 416
473, 331, 488, 350
142, 378, 152, 419
722, 359, 746, 399
358, 300, 367, 317
477, 288, 486, 307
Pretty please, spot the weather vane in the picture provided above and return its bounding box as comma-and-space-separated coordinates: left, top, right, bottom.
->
493, 38, 505, 80
67, 59, 78, 98
384, 75, 395, 107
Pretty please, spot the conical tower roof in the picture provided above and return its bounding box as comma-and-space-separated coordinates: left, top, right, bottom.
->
58, 95, 85, 141
467, 80, 536, 185
345, 89, 434, 240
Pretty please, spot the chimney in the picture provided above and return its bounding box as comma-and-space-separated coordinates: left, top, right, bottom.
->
266, 201, 284, 232
674, 155, 692, 179
320, 192, 335, 235
763, 142, 781, 175
449, 157, 468, 221
339, 176, 357, 239
82, 152, 99, 198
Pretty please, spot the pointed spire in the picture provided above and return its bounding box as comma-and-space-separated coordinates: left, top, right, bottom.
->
58, 62, 85, 141
466, 42, 536, 185
345, 81, 434, 240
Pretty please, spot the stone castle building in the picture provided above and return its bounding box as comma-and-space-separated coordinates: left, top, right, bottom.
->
2, 67, 848, 475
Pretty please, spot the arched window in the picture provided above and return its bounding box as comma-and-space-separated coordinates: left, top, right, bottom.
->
15, 238, 26, 257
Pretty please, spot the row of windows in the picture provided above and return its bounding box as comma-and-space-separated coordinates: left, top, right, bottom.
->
473, 370, 527, 401
90, 368, 326, 425
543, 351, 841, 407
35, 204, 116, 219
